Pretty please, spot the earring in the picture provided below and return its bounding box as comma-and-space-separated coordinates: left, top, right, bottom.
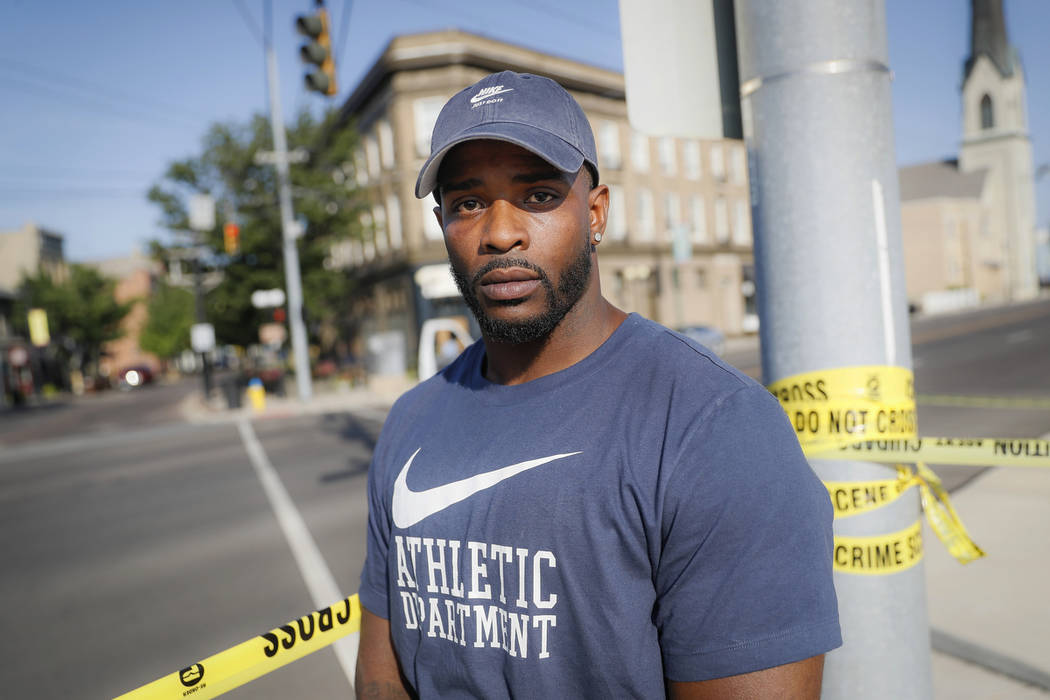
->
593, 232, 603, 242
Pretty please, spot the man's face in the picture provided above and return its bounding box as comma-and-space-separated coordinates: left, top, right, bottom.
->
435, 140, 600, 344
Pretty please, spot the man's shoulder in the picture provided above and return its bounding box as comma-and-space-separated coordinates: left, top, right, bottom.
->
385, 340, 481, 420
619, 315, 756, 397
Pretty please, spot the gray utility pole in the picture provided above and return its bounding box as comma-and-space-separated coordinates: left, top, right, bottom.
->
265, 11, 312, 402
735, 2, 931, 698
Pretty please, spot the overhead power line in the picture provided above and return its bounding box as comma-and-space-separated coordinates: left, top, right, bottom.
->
0, 57, 212, 125
232, 0, 266, 47
334, 0, 354, 69
0, 186, 147, 200
0, 75, 203, 132
0, 164, 159, 178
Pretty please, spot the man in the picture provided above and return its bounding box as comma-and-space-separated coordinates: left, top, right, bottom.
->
356, 70, 840, 699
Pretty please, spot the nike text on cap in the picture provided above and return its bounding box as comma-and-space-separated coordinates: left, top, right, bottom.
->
414, 70, 599, 199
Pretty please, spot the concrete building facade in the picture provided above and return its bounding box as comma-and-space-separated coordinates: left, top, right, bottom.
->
331, 30, 755, 370
0, 222, 66, 341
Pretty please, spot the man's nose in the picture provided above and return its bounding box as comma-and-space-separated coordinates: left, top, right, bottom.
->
481, 199, 529, 253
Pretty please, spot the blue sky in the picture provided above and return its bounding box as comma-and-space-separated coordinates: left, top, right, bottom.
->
1, 0, 1048, 262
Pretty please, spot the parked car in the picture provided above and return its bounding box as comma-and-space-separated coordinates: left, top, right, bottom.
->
676, 325, 726, 356
117, 365, 154, 390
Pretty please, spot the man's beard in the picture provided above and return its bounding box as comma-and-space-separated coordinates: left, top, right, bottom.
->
450, 239, 593, 344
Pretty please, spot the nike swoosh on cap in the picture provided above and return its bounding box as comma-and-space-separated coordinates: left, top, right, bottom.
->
469, 88, 514, 103
391, 448, 581, 529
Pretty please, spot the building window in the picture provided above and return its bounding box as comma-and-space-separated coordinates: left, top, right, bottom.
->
637, 189, 655, 240
598, 121, 621, 169
364, 135, 380, 179
386, 194, 402, 249
631, 131, 650, 173
421, 198, 443, 241
658, 137, 676, 176
710, 144, 725, 182
354, 147, 368, 186
607, 184, 628, 240
683, 141, 702, 180
361, 211, 375, 261
663, 192, 680, 234
373, 205, 387, 255
980, 94, 994, 130
714, 197, 729, 243
377, 120, 395, 169
732, 199, 750, 245
731, 145, 746, 185
414, 96, 446, 157
690, 195, 707, 243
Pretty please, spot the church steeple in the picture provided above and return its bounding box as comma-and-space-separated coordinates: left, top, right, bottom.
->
965, 0, 1016, 79
959, 0, 1038, 300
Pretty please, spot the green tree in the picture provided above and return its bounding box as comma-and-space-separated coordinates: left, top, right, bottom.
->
147, 109, 363, 352
15, 265, 133, 376
139, 282, 195, 361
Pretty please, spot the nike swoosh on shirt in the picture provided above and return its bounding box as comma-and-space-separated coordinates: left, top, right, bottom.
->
469, 88, 514, 103
391, 448, 581, 528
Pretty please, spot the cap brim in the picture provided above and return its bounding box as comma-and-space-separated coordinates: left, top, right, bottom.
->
415, 122, 586, 198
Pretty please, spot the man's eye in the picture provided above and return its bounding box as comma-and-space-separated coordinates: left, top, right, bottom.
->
526, 192, 557, 204
456, 199, 483, 212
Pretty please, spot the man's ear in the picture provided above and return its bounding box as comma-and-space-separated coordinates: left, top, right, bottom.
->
433, 204, 444, 232
588, 184, 610, 242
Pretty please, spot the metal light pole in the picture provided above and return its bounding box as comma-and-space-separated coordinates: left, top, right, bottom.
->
264, 0, 312, 401
735, 1, 932, 697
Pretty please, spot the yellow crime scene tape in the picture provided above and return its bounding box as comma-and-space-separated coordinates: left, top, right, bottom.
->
769, 365, 1050, 574
118, 364, 1049, 698
833, 518, 923, 575
115, 595, 361, 700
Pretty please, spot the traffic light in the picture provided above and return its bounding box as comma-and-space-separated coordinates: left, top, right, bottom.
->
224, 222, 240, 255
296, 2, 337, 96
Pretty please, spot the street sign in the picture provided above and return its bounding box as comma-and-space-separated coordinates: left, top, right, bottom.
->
191, 323, 216, 353
27, 308, 50, 346
7, 345, 28, 367
619, 0, 740, 139
253, 148, 309, 165
251, 288, 287, 309
189, 194, 215, 232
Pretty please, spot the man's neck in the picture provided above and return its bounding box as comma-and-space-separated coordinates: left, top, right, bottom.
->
480, 295, 627, 385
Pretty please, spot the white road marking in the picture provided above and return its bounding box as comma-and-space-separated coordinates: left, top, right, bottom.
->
236, 417, 358, 690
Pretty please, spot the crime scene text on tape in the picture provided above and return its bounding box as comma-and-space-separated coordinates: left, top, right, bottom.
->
833, 519, 923, 575
114, 594, 361, 700
768, 365, 1050, 468
766, 365, 1031, 570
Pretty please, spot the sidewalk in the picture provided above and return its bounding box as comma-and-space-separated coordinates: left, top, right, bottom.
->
178, 375, 407, 424
179, 377, 1050, 698
924, 456, 1050, 698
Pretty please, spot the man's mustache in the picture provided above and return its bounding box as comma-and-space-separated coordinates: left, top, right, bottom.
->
469, 257, 551, 289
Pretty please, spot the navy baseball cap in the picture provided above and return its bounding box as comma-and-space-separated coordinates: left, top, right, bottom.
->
415, 70, 599, 199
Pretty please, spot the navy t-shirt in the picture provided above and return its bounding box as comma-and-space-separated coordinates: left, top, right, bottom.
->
359, 313, 840, 697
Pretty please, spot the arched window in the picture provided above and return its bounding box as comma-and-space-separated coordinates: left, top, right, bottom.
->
980, 94, 994, 130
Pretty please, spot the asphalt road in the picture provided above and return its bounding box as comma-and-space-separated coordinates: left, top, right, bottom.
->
1, 298, 1048, 699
